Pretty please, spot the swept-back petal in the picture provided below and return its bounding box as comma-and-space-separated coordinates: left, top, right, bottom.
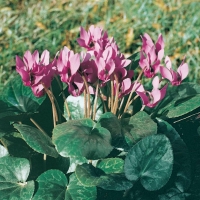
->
165, 56, 172, 69
177, 63, 189, 81
16, 56, 25, 69
160, 66, 173, 82
155, 34, 164, 52
23, 50, 34, 70
152, 76, 160, 89
40, 50, 50, 65
70, 53, 80, 75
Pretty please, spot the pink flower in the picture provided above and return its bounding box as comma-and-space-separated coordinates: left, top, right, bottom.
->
139, 33, 165, 78
160, 56, 189, 86
57, 46, 86, 96
16, 50, 56, 97
57, 46, 80, 83
79, 52, 98, 84
136, 76, 168, 108
117, 70, 134, 98
95, 47, 115, 85
77, 25, 108, 51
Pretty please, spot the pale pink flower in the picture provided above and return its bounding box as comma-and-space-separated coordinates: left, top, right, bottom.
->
160, 56, 189, 86
136, 76, 168, 108
77, 25, 108, 51
139, 33, 165, 78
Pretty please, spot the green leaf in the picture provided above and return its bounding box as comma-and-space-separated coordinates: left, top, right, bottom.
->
33, 169, 67, 200
122, 111, 157, 146
14, 124, 59, 158
97, 112, 122, 146
34, 170, 96, 200
76, 163, 133, 191
52, 119, 113, 160
1, 75, 45, 113
0, 144, 9, 158
0, 156, 34, 200
157, 118, 191, 192
96, 158, 124, 174
151, 83, 200, 118
66, 173, 97, 200
124, 134, 173, 191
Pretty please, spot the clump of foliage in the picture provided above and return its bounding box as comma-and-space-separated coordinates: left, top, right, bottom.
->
0, 24, 199, 199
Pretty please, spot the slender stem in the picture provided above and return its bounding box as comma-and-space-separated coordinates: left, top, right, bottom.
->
110, 80, 114, 112
54, 76, 71, 120
127, 94, 139, 109
108, 97, 111, 109
84, 90, 87, 118
93, 83, 99, 120
140, 105, 145, 111
117, 97, 124, 117
30, 116, 49, 172
82, 75, 91, 118
30, 118, 48, 136
123, 68, 145, 114
113, 74, 119, 114
43, 83, 58, 127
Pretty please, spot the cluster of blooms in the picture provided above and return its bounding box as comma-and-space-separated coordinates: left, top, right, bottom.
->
16, 25, 189, 108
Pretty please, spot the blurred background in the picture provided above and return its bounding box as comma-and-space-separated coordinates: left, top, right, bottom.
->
0, 0, 199, 89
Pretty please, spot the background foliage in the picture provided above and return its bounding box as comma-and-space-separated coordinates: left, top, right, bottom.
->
0, 0, 199, 90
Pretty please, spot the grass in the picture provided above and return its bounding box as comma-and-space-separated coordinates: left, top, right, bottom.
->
0, 0, 199, 87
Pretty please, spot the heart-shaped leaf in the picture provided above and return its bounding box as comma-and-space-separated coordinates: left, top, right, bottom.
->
76, 163, 133, 191
124, 134, 173, 191
1, 75, 45, 113
157, 118, 191, 192
0, 156, 34, 200
66, 173, 97, 200
33, 169, 67, 200
14, 124, 59, 158
33, 169, 96, 200
97, 112, 122, 146
52, 119, 113, 160
122, 111, 157, 146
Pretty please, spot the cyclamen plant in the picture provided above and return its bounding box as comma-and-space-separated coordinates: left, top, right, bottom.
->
0, 25, 198, 200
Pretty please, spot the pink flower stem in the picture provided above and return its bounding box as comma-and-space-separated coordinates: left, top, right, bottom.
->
42, 83, 58, 127
55, 75, 71, 120
84, 90, 87, 118
123, 68, 145, 114
140, 105, 145, 111
110, 80, 114, 112
113, 74, 119, 114
93, 82, 99, 120
82, 75, 91, 118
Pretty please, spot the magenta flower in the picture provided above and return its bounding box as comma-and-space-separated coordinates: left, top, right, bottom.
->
77, 25, 108, 51
16, 50, 56, 97
139, 33, 165, 78
95, 46, 115, 85
57, 46, 80, 83
57, 46, 87, 96
160, 56, 189, 86
117, 70, 134, 98
79, 52, 98, 84
136, 76, 168, 108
